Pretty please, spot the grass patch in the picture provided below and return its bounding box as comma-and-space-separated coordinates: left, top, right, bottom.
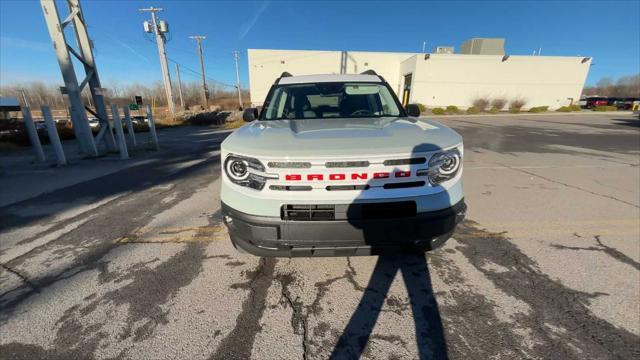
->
556, 106, 572, 112
488, 107, 501, 114
529, 106, 549, 113
466, 106, 480, 114
569, 105, 582, 111
446, 105, 459, 114
593, 105, 617, 112
431, 107, 446, 115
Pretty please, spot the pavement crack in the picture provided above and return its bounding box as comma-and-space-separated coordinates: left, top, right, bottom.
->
0, 263, 40, 293
501, 163, 639, 208
551, 235, 640, 271
277, 274, 310, 360
345, 257, 365, 291
211, 258, 276, 360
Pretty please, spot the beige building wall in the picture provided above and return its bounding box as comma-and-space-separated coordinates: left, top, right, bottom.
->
409, 54, 591, 109
248, 49, 413, 105
247, 49, 591, 110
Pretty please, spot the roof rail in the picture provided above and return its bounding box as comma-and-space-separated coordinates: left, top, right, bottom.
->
274, 71, 293, 85
360, 69, 386, 82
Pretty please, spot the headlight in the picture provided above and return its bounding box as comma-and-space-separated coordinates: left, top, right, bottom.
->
424, 148, 461, 185
224, 154, 271, 190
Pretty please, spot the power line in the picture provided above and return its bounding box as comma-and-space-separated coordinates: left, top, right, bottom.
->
167, 57, 236, 88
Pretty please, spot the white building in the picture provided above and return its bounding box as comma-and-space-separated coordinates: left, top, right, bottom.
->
247, 45, 591, 110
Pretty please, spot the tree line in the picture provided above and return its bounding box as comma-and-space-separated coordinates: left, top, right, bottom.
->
582, 74, 640, 98
0, 80, 250, 111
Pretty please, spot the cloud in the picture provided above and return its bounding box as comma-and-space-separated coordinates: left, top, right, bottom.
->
0, 36, 50, 52
239, 1, 270, 40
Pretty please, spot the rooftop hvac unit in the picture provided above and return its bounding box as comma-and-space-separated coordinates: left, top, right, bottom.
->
436, 46, 454, 54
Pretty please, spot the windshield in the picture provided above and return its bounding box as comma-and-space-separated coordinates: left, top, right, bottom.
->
262, 82, 403, 120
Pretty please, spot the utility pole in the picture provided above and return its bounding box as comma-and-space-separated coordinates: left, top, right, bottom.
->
233, 51, 243, 110
189, 35, 208, 109
175, 63, 185, 109
140, 7, 175, 114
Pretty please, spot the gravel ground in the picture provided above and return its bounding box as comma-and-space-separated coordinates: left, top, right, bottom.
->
0, 113, 638, 359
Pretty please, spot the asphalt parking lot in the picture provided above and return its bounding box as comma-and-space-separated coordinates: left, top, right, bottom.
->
1, 113, 638, 359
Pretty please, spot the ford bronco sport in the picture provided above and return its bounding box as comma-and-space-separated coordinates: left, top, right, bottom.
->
221, 71, 466, 257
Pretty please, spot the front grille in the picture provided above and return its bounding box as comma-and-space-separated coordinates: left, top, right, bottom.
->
325, 161, 370, 168
383, 157, 426, 166
383, 181, 425, 189
281, 201, 417, 221
282, 204, 335, 221
326, 185, 370, 191
268, 162, 312, 168
270, 185, 312, 191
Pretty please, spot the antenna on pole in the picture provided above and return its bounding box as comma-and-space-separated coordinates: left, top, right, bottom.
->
140, 6, 176, 114
189, 35, 209, 109
233, 51, 243, 110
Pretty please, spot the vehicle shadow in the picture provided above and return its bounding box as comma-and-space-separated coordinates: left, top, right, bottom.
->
330, 140, 452, 359
330, 254, 448, 359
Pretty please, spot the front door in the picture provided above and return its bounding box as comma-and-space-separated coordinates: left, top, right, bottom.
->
402, 73, 412, 106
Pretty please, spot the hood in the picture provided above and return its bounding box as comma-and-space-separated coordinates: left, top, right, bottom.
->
222, 117, 462, 158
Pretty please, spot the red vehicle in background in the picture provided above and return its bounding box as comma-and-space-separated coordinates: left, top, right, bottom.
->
584, 97, 609, 109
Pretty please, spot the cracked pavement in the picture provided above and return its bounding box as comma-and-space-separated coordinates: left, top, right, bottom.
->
1, 114, 639, 359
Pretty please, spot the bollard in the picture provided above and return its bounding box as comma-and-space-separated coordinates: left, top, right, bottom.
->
146, 105, 159, 150
110, 104, 129, 159
21, 107, 46, 163
122, 107, 137, 147
42, 106, 67, 165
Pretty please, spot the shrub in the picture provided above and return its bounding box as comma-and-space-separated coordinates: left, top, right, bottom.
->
466, 106, 480, 114
491, 98, 507, 110
509, 98, 526, 113
414, 103, 426, 113
529, 106, 549, 113
472, 97, 490, 112
556, 106, 572, 112
432, 107, 446, 115
488, 107, 501, 114
446, 105, 459, 114
593, 105, 617, 112
569, 104, 581, 111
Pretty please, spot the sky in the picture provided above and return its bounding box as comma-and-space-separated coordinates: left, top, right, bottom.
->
1, 0, 639, 90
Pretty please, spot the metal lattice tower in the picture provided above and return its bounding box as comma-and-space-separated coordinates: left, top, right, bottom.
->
40, 0, 116, 156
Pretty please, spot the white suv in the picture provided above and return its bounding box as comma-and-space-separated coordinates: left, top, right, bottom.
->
221, 71, 465, 257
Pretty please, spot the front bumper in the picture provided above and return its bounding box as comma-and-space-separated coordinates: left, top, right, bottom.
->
222, 200, 466, 257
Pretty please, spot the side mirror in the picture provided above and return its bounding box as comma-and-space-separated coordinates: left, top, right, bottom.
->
242, 108, 258, 122
405, 104, 421, 117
